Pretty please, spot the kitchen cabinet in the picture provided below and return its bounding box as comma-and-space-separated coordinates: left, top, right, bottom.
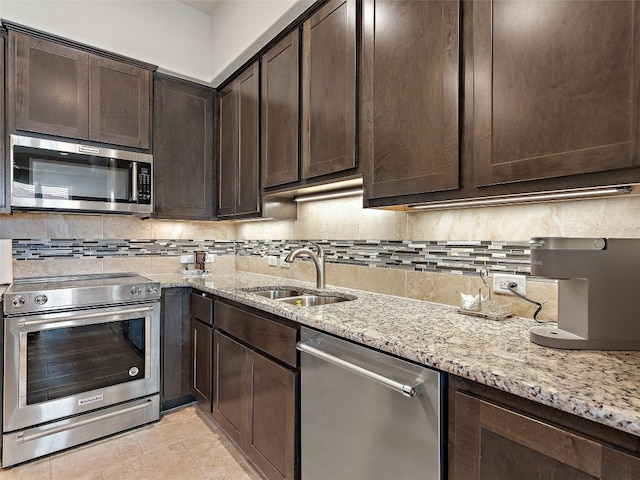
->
160, 288, 193, 411
0, 32, 6, 214
362, 0, 459, 203
261, 29, 300, 188
213, 300, 298, 480
301, 0, 358, 180
217, 62, 261, 218
449, 375, 640, 480
472, 1, 640, 188
191, 291, 214, 411
154, 75, 215, 220
8, 28, 153, 150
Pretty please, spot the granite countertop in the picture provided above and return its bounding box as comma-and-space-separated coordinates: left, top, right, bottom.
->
150, 271, 640, 438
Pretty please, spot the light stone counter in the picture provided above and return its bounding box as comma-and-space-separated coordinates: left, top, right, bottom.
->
150, 271, 640, 438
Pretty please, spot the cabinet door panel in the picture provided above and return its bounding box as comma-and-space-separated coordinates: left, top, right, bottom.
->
362, 0, 459, 200
474, 1, 640, 186
192, 319, 212, 411
262, 30, 300, 188
217, 84, 238, 217
452, 390, 640, 480
302, 0, 357, 179
237, 64, 261, 215
213, 330, 246, 444
89, 56, 151, 149
154, 78, 214, 220
246, 348, 297, 480
12, 32, 89, 139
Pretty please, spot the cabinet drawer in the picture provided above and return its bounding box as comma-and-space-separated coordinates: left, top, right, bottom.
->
191, 291, 214, 326
214, 301, 298, 368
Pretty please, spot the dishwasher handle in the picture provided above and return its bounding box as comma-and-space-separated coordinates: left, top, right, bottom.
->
297, 341, 420, 398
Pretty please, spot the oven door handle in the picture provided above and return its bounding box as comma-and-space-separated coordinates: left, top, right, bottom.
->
18, 306, 154, 328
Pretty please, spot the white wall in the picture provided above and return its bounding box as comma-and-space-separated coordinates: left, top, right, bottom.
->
0, 0, 214, 83
210, 0, 314, 86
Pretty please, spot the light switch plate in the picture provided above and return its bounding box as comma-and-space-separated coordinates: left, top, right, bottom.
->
268, 255, 278, 267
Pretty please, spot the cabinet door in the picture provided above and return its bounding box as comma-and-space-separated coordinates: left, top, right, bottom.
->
89, 55, 151, 149
473, 1, 640, 187
192, 319, 212, 411
236, 63, 261, 215
302, 0, 357, 179
154, 77, 214, 220
160, 288, 192, 410
217, 83, 238, 217
452, 390, 640, 480
245, 348, 297, 480
212, 330, 246, 445
261, 30, 300, 188
11, 31, 89, 139
362, 0, 459, 200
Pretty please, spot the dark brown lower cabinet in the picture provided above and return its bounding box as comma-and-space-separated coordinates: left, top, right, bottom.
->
191, 291, 214, 411
213, 300, 299, 480
450, 377, 640, 480
160, 288, 193, 411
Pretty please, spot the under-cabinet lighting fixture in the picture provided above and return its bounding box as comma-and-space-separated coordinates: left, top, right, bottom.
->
407, 186, 634, 211
293, 188, 364, 203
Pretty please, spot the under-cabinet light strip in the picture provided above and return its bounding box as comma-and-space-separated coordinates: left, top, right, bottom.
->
408, 186, 634, 211
293, 188, 364, 203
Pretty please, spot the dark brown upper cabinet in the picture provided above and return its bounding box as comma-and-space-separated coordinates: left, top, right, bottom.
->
89, 56, 151, 149
153, 76, 215, 220
473, 1, 640, 187
261, 29, 300, 188
362, 0, 460, 203
9, 30, 153, 150
302, 0, 358, 179
217, 62, 261, 218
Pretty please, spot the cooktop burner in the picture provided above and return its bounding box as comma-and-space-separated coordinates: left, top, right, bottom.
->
3, 272, 160, 315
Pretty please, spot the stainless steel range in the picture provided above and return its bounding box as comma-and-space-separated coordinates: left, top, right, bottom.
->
2, 273, 161, 467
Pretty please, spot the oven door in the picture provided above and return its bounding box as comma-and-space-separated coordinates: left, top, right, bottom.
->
3, 302, 160, 432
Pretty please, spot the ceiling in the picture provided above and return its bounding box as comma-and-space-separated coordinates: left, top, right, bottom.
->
178, 0, 221, 15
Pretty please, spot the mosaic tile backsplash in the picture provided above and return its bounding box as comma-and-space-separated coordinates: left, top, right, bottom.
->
12, 239, 532, 277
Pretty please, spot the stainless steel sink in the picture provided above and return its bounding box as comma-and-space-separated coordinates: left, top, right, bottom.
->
278, 295, 351, 306
246, 287, 355, 306
252, 289, 305, 299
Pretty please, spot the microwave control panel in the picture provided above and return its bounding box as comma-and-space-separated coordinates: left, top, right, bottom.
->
138, 165, 152, 204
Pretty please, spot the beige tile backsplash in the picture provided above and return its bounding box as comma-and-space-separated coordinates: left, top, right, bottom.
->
3, 193, 640, 321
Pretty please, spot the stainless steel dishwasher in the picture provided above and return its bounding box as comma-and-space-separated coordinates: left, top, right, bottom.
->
297, 327, 444, 480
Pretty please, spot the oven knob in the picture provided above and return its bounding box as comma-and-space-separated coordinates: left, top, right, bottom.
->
131, 286, 142, 296
34, 294, 48, 306
11, 296, 25, 308
146, 285, 158, 295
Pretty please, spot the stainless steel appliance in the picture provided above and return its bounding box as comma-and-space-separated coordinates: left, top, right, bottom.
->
297, 327, 443, 480
10, 134, 153, 215
2, 273, 161, 467
529, 237, 640, 350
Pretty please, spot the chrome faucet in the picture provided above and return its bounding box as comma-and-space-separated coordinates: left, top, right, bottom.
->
284, 242, 326, 289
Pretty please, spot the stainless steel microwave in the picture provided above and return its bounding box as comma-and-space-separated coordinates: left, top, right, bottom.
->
10, 134, 153, 215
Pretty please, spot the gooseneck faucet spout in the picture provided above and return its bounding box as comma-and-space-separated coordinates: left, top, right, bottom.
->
284, 242, 326, 289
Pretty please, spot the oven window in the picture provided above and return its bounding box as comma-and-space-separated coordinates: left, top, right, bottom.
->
26, 319, 146, 404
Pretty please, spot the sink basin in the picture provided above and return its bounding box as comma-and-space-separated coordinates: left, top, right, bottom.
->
252, 289, 304, 299
278, 295, 351, 306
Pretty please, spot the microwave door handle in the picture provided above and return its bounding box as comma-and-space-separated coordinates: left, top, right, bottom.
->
130, 161, 139, 202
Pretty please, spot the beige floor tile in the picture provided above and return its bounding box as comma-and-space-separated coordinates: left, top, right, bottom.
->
100, 442, 205, 480
0, 457, 51, 480
134, 409, 214, 454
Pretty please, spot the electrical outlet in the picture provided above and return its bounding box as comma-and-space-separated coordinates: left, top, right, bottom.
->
268, 256, 278, 267
493, 273, 526, 295
180, 254, 194, 264
280, 257, 290, 268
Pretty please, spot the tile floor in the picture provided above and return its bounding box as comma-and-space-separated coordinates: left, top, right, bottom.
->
0, 405, 264, 480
